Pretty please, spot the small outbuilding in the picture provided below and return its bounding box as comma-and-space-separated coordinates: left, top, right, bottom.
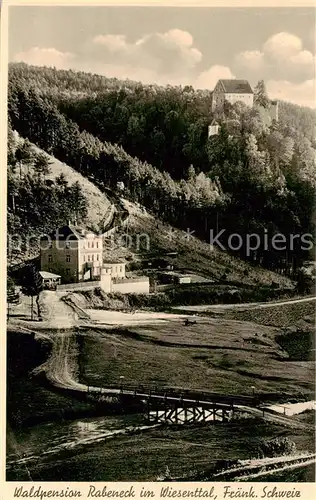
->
40, 271, 62, 289
208, 119, 220, 137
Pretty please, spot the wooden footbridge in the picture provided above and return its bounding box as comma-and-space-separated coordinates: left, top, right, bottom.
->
87, 384, 260, 424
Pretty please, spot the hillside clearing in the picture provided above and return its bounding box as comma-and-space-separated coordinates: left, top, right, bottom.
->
103, 202, 293, 288
12, 134, 112, 231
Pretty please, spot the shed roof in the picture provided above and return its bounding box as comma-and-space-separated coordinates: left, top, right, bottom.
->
40, 271, 61, 279
219, 79, 253, 94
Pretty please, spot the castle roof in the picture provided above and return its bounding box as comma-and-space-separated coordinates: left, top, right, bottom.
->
219, 79, 253, 94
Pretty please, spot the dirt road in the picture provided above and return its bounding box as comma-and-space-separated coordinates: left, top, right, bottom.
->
172, 295, 316, 313
211, 453, 316, 481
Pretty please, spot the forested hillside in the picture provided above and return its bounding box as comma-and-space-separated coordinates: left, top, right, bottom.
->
7, 63, 316, 275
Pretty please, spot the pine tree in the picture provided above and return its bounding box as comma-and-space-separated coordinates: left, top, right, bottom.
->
15, 139, 34, 179
56, 172, 67, 187
69, 181, 88, 222
34, 152, 52, 177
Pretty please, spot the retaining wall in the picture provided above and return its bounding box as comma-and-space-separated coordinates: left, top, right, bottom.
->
112, 278, 150, 295
57, 275, 111, 293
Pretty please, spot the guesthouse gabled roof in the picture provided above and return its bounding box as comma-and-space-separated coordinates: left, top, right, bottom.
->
40, 224, 97, 241
218, 79, 253, 94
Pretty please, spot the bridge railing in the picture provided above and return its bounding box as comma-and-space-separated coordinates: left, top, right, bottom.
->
97, 383, 260, 406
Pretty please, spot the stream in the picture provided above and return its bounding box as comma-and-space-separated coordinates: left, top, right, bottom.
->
7, 413, 153, 476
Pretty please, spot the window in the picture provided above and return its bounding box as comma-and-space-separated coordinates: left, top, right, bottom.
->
66, 255, 71, 262
96, 242, 98, 249
92, 254, 94, 261
48, 255, 52, 262
66, 242, 71, 249
88, 255, 91, 262
91, 242, 94, 249
66, 269, 70, 275
96, 254, 99, 261
88, 242, 90, 248
83, 255, 86, 262
120, 266, 123, 273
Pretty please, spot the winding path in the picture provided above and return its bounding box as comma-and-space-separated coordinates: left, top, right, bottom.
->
172, 295, 316, 313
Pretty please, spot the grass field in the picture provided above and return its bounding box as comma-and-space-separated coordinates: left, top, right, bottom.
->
77, 318, 314, 397
226, 300, 315, 328
7, 417, 314, 482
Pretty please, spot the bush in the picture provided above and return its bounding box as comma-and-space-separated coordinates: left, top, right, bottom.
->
295, 270, 314, 295
276, 329, 313, 361
257, 437, 296, 458
126, 261, 144, 271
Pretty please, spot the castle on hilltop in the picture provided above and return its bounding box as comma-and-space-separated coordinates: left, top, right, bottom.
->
209, 79, 278, 136
212, 79, 254, 110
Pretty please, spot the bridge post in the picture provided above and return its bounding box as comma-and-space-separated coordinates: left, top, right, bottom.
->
202, 407, 205, 422
146, 398, 150, 422
174, 405, 178, 424
164, 398, 168, 422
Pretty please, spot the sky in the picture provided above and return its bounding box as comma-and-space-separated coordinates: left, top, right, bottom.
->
8, 6, 316, 107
